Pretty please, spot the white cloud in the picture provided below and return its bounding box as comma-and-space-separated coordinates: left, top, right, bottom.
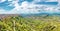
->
46, 0, 57, 2
8, 0, 12, 1
0, 1, 40, 14
33, 0, 58, 2
0, 0, 6, 3
0, 0, 60, 14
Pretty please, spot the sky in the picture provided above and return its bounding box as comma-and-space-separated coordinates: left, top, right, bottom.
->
0, 0, 60, 14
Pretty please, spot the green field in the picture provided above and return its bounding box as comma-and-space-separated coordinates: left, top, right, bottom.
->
0, 16, 60, 31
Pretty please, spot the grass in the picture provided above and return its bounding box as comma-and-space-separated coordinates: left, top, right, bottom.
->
0, 16, 60, 31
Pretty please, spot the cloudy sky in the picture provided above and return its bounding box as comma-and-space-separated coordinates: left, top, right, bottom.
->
0, 0, 60, 14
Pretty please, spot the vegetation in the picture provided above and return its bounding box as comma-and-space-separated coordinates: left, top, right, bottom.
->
0, 16, 60, 31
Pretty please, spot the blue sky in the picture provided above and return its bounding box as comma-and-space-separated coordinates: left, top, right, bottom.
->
0, 0, 60, 14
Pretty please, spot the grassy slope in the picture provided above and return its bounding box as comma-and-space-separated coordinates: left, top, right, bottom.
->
0, 16, 60, 31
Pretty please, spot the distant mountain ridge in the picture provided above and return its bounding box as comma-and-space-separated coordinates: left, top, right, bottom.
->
0, 14, 19, 19
0, 13, 60, 18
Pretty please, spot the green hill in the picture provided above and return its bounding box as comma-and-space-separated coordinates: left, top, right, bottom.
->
0, 16, 60, 31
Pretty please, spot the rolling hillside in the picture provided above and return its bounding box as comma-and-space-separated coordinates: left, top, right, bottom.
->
0, 15, 60, 31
